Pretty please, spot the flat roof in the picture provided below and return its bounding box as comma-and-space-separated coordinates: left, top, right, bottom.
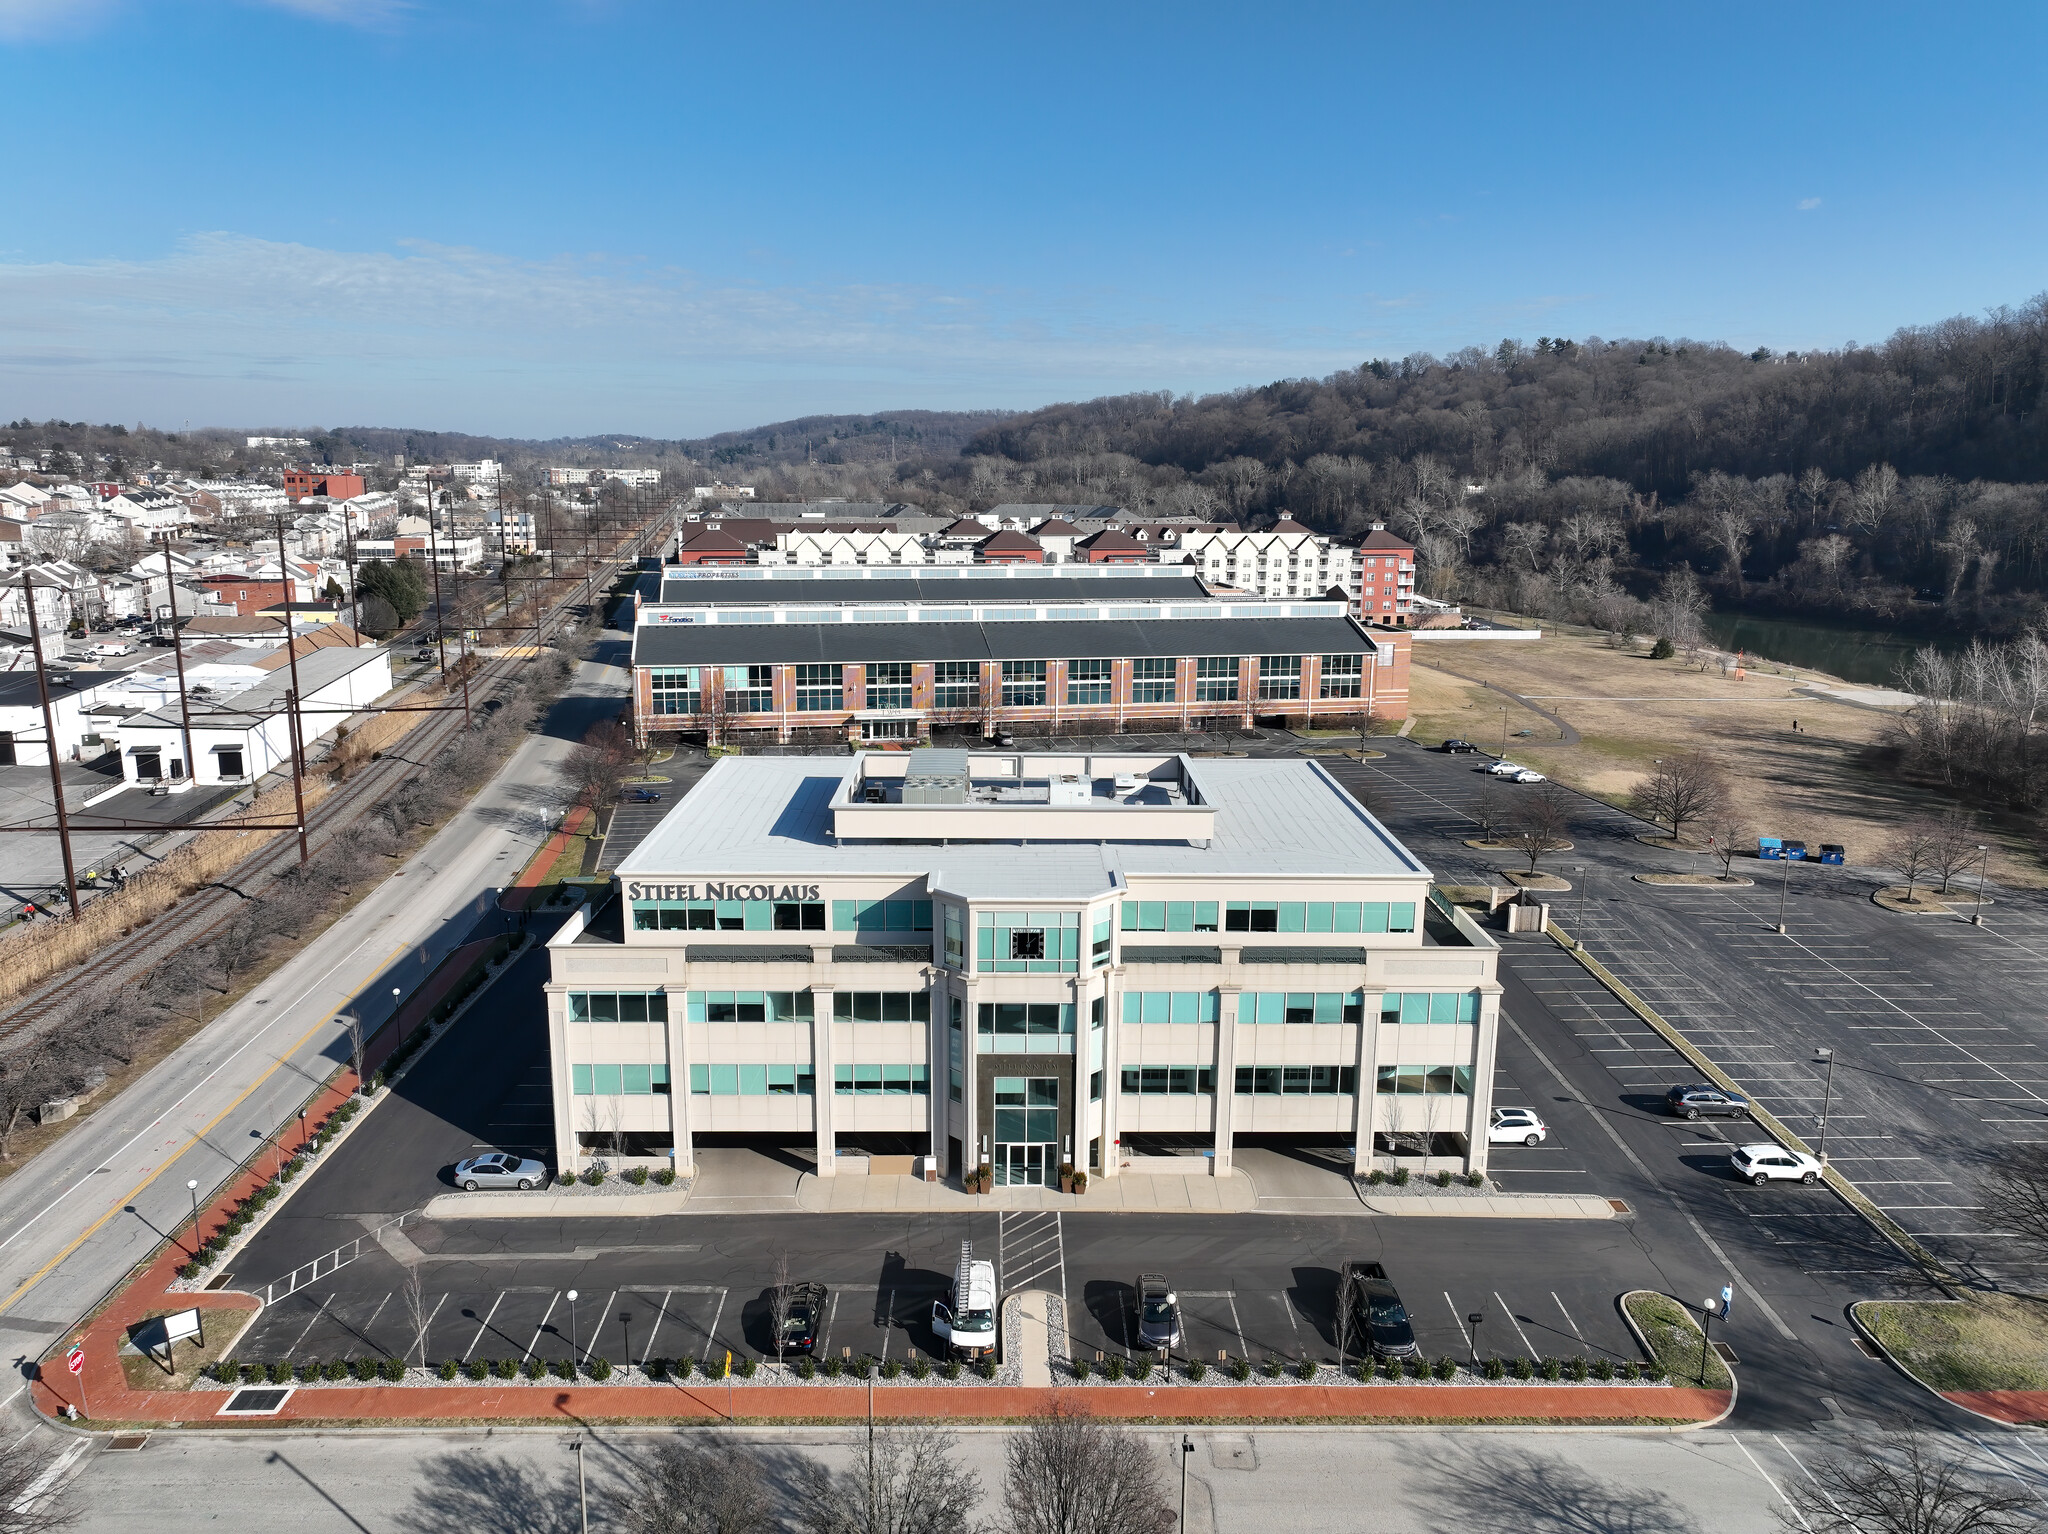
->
616, 754, 1427, 898
657, 571, 1205, 607
633, 615, 1375, 669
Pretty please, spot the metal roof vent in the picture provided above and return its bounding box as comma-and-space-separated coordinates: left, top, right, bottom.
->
900, 747, 970, 805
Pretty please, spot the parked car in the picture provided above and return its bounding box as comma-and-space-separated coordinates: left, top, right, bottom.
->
1731, 1144, 1824, 1186
452, 1153, 547, 1191
1338, 1261, 1418, 1359
1486, 760, 1526, 777
625, 786, 662, 803
1441, 739, 1480, 754
1665, 1085, 1751, 1121
932, 1241, 998, 1358
774, 1281, 828, 1355
1511, 769, 1547, 783
1134, 1273, 1181, 1350
1488, 1107, 1548, 1146
412, 647, 436, 663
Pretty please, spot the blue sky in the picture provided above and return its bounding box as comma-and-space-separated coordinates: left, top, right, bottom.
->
2, 0, 2043, 438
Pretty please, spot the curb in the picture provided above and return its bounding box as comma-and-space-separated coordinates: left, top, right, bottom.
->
1617, 1290, 1736, 1430
1847, 1300, 2037, 1430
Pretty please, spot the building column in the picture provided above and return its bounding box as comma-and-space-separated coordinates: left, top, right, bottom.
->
545, 983, 578, 1176
810, 967, 836, 1175
1212, 984, 1240, 1177
1352, 994, 1378, 1173
663, 981, 693, 1176
1098, 972, 1122, 1179
1467, 989, 1502, 1176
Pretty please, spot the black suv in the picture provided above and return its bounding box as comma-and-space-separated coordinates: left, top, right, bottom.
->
1665, 1085, 1751, 1121
1338, 1261, 1418, 1359
1441, 739, 1481, 753
774, 1281, 827, 1355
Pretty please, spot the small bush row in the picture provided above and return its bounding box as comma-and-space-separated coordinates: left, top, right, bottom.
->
175, 1103, 366, 1279
1064, 1354, 1660, 1383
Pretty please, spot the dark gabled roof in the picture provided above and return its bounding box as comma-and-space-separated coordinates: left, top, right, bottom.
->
657, 573, 1207, 607
1077, 529, 1146, 552
941, 519, 989, 537
1031, 518, 1082, 536
680, 519, 778, 544
677, 529, 750, 555
1360, 528, 1413, 550
978, 530, 1041, 552
633, 615, 1375, 668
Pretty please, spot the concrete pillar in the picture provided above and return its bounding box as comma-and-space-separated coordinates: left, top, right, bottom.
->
1352, 993, 1378, 1173
544, 982, 577, 1176
1212, 985, 1240, 1177
1467, 988, 1503, 1176
663, 981, 693, 1176
810, 968, 836, 1175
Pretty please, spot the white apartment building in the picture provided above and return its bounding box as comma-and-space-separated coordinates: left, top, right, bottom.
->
766, 528, 930, 566
1180, 519, 1363, 601
545, 750, 1498, 1186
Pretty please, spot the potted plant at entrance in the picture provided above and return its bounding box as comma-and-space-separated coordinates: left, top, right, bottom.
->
974, 1162, 994, 1194
1058, 1162, 1075, 1194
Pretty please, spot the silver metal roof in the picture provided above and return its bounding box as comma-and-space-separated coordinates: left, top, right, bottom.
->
616, 754, 1428, 898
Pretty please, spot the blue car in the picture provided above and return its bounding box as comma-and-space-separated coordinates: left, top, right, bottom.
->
625, 787, 662, 803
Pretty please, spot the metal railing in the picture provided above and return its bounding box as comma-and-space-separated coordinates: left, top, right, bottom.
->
263, 1210, 419, 1305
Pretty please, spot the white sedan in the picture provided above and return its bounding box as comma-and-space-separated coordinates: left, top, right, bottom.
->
1486, 760, 1526, 777
1511, 769, 1547, 783
1730, 1144, 1824, 1186
1488, 1107, 1549, 1146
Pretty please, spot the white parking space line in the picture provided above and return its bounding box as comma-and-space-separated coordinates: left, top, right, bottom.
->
639, 1288, 674, 1363
587, 1288, 618, 1363
359, 1291, 393, 1352
1442, 1293, 1472, 1353
463, 1291, 505, 1361
523, 1290, 561, 1361
1491, 1291, 1538, 1357
704, 1288, 728, 1360
1551, 1292, 1588, 1349
821, 1289, 840, 1358
1225, 1292, 1246, 1358
285, 1294, 336, 1359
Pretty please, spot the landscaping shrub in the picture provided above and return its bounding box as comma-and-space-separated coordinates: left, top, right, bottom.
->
1186, 1359, 1208, 1381
1391, 1167, 1410, 1187
1367, 1168, 1385, 1185
1621, 1360, 1642, 1382
1650, 636, 1676, 660
1258, 1356, 1281, 1379
733, 1355, 756, 1379
438, 1359, 459, 1381
1434, 1170, 1452, 1188
623, 1166, 648, 1186
1130, 1358, 1152, 1382
1510, 1357, 1534, 1381
580, 1167, 605, 1187
1106, 1355, 1127, 1381
1230, 1357, 1252, 1381
491, 1358, 517, 1380
522, 1359, 545, 1380
1296, 1358, 1318, 1381
794, 1356, 816, 1380
1432, 1356, 1457, 1381
644, 1358, 669, 1381
881, 1357, 901, 1379
586, 1356, 612, 1381
1566, 1356, 1589, 1382
941, 1359, 961, 1380
178, 1262, 199, 1281
849, 1355, 873, 1380
909, 1356, 931, 1380
1466, 1170, 1485, 1187
701, 1354, 727, 1381
326, 1358, 352, 1381
652, 1167, 676, 1186
206, 1360, 236, 1383
550, 1358, 575, 1379
1403, 1356, 1426, 1380
1538, 1357, 1562, 1382
974, 1357, 996, 1380
296, 1360, 322, 1383
820, 1356, 842, 1378
1591, 1358, 1614, 1381
1071, 1358, 1091, 1380
673, 1355, 696, 1379
1643, 1363, 1667, 1382
464, 1359, 488, 1381
1483, 1357, 1505, 1380
380, 1358, 406, 1382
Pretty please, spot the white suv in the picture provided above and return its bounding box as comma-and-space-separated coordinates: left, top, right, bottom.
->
1731, 1144, 1824, 1186
1488, 1107, 1548, 1146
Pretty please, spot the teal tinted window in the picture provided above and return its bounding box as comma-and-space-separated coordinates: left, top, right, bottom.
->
592, 1064, 622, 1095
622, 1065, 651, 1094
571, 1064, 593, 1094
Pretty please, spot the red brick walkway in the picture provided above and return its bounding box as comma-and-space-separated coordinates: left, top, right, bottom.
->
499, 805, 592, 911
1945, 1390, 2048, 1424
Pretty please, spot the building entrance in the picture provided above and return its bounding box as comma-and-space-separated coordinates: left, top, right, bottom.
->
992, 1075, 1059, 1186
997, 1141, 1056, 1187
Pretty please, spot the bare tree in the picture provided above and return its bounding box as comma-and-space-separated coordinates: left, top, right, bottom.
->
1982, 1146, 2048, 1256
565, 718, 635, 810
1502, 784, 1572, 874
787, 1428, 981, 1534
1626, 751, 1726, 842
996, 1396, 1173, 1534
403, 1259, 432, 1368
624, 1439, 775, 1534
1469, 780, 1515, 842
0, 1443, 77, 1534
1879, 819, 1941, 902
1776, 1424, 2040, 1534
1703, 813, 1753, 879
771, 1249, 794, 1360
1928, 807, 1982, 894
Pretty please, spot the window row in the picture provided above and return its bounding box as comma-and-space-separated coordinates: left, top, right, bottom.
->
833, 1063, 930, 1094
978, 1002, 1078, 1036
1121, 991, 1222, 1025
1225, 900, 1416, 934
832, 991, 932, 1023
632, 900, 824, 932
833, 899, 934, 934
688, 1063, 814, 1095
571, 1063, 672, 1095
1121, 900, 1221, 933
1115, 1065, 1362, 1095
1241, 991, 1367, 1025
1382, 992, 1482, 1026
1375, 1065, 1476, 1095
977, 910, 1082, 973
1121, 1065, 1216, 1095
567, 991, 670, 1023
681, 991, 814, 1023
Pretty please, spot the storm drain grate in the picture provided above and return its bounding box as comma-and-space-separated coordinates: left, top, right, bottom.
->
105, 1434, 149, 1451
1853, 1336, 1882, 1359
218, 1387, 293, 1416
1607, 1199, 1631, 1214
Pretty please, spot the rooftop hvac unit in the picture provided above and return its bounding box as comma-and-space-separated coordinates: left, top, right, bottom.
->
900, 746, 970, 804
1048, 775, 1090, 806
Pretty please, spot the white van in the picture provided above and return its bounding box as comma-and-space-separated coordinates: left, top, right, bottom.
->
90, 639, 138, 657
931, 1240, 997, 1358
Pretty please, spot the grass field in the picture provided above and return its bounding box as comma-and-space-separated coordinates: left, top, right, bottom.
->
1857, 1294, 2048, 1392
1408, 621, 2044, 885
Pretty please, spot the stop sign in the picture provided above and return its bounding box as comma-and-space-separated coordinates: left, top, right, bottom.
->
66, 1347, 83, 1375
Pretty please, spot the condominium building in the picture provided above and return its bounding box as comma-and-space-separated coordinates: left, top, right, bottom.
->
545, 751, 1500, 1185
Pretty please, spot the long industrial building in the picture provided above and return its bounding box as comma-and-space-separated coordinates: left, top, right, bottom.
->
631, 565, 1412, 746
546, 750, 1500, 1187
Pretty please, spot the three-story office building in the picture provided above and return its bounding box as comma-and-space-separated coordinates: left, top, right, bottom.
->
546, 751, 1500, 1185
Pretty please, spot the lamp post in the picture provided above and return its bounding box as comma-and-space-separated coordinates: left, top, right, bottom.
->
619, 1309, 632, 1371
569, 1438, 588, 1534
567, 1289, 579, 1362
1972, 844, 1990, 925
1498, 706, 1508, 759
1573, 867, 1587, 946
1700, 1297, 1715, 1386
186, 1178, 201, 1257
1179, 1434, 1195, 1532
1775, 852, 1792, 935
1813, 1048, 1836, 1164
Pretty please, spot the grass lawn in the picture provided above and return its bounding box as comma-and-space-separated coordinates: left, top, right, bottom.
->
1622, 1291, 1732, 1389
1407, 623, 2046, 886
1857, 1294, 2048, 1392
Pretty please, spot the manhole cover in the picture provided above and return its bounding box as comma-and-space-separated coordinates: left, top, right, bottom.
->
219, 1387, 293, 1416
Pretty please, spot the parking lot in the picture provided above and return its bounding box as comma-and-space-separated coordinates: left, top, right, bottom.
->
1327, 743, 2048, 1288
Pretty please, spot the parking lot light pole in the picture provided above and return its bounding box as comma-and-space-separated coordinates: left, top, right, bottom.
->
1179, 1435, 1194, 1532
567, 1289, 579, 1362
1813, 1048, 1836, 1165
1573, 867, 1587, 944
1972, 844, 1990, 925
620, 1310, 631, 1370
186, 1178, 201, 1256
1775, 854, 1792, 935
1700, 1298, 1715, 1386
569, 1439, 588, 1534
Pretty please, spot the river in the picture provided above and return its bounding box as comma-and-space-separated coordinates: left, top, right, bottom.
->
1701, 611, 1968, 688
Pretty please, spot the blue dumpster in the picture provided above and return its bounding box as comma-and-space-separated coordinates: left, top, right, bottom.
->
1757, 837, 1785, 860
1818, 844, 1845, 865
1784, 840, 1808, 861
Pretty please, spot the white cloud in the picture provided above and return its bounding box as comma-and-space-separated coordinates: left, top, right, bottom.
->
245, 0, 412, 22
0, 0, 116, 41
1797, 197, 1823, 211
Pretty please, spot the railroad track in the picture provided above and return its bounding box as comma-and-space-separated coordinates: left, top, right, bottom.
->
0, 534, 657, 1050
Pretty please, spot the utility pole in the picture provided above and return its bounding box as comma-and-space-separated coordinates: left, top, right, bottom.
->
271, 518, 310, 863
21, 572, 80, 917
424, 507, 469, 726
159, 537, 198, 797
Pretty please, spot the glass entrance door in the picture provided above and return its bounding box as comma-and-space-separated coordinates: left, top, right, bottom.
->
997, 1142, 1056, 1187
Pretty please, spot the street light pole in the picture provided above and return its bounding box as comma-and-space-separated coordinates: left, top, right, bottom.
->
1573, 866, 1587, 945
1775, 853, 1791, 935
570, 1439, 588, 1534
1813, 1048, 1836, 1164
1179, 1434, 1194, 1533
567, 1289, 579, 1362
1972, 844, 1990, 925
186, 1178, 201, 1257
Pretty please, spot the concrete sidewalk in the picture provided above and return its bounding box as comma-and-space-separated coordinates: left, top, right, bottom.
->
795, 1171, 1258, 1214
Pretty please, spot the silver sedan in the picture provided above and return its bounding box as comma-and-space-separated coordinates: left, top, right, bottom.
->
453, 1153, 548, 1191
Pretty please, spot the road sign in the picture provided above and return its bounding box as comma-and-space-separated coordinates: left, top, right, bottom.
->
66, 1346, 84, 1375
1720, 1285, 1734, 1319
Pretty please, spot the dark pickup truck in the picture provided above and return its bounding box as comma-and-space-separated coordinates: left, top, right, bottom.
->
1338, 1260, 1418, 1359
